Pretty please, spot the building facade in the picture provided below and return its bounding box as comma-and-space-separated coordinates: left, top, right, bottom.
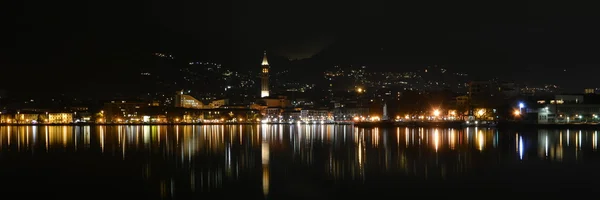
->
300, 109, 331, 122
332, 107, 370, 121
103, 101, 149, 123
48, 113, 73, 123
175, 92, 204, 109
537, 104, 600, 124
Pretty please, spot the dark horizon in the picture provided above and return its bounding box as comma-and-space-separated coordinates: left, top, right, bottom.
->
2, 1, 600, 95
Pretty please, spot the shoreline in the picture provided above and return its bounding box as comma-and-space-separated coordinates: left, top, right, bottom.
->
2, 122, 600, 129
0, 122, 354, 126
352, 121, 600, 130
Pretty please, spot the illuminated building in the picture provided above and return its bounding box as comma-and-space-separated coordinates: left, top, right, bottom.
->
174, 91, 204, 109
261, 51, 270, 98
300, 109, 331, 121
585, 88, 595, 94
209, 99, 229, 108
257, 96, 290, 108
0, 113, 13, 123
255, 96, 291, 117
537, 104, 600, 124
13, 112, 39, 123
48, 113, 73, 123
281, 109, 301, 121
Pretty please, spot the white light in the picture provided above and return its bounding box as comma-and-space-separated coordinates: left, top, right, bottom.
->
519, 136, 524, 160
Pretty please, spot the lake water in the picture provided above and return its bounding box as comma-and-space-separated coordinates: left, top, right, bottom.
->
1, 125, 599, 199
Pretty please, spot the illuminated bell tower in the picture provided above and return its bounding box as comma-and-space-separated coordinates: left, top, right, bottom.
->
260, 51, 270, 97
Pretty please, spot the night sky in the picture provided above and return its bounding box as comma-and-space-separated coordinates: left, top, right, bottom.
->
1, 1, 600, 93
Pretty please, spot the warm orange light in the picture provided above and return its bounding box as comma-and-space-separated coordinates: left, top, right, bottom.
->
477, 109, 485, 116
433, 109, 440, 117
514, 110, 521, 116
353, 116, 360, 121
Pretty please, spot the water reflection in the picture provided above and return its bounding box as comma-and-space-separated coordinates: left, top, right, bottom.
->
0, 125, 599, 199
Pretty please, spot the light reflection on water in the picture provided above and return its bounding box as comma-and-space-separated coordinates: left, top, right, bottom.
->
0, 125, 599, 199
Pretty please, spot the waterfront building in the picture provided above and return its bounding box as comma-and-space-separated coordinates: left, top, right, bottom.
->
332, 107, 370, 121
300, 109, 331, 122
536, 94, 600, 124
102, 100, 149, 123
47, 113, 73, 123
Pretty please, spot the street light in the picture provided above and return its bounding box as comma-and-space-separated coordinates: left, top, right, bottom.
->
514, 110, 521, 116
519, 102, 525, 114
433, 109, 440, 117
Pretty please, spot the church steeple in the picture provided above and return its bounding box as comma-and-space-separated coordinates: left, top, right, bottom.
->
261, 51, 269, 66
260, 50, 270, 98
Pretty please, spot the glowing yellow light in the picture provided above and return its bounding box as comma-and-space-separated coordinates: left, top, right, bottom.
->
357, 88, 363, 93
353, 116, 360, 121
433, 109, 440, 117
477, 109, 485, 116
478, 131, 484, 151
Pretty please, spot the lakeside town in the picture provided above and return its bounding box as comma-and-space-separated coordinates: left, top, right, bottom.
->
2, 53, 600, 127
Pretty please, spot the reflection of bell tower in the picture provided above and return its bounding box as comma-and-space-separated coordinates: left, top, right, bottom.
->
260, 51, 270, 98
261, 140, 270, 197
382, 102, 389, 121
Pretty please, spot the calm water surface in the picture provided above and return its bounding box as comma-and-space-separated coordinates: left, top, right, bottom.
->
1, 125, 600, 199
